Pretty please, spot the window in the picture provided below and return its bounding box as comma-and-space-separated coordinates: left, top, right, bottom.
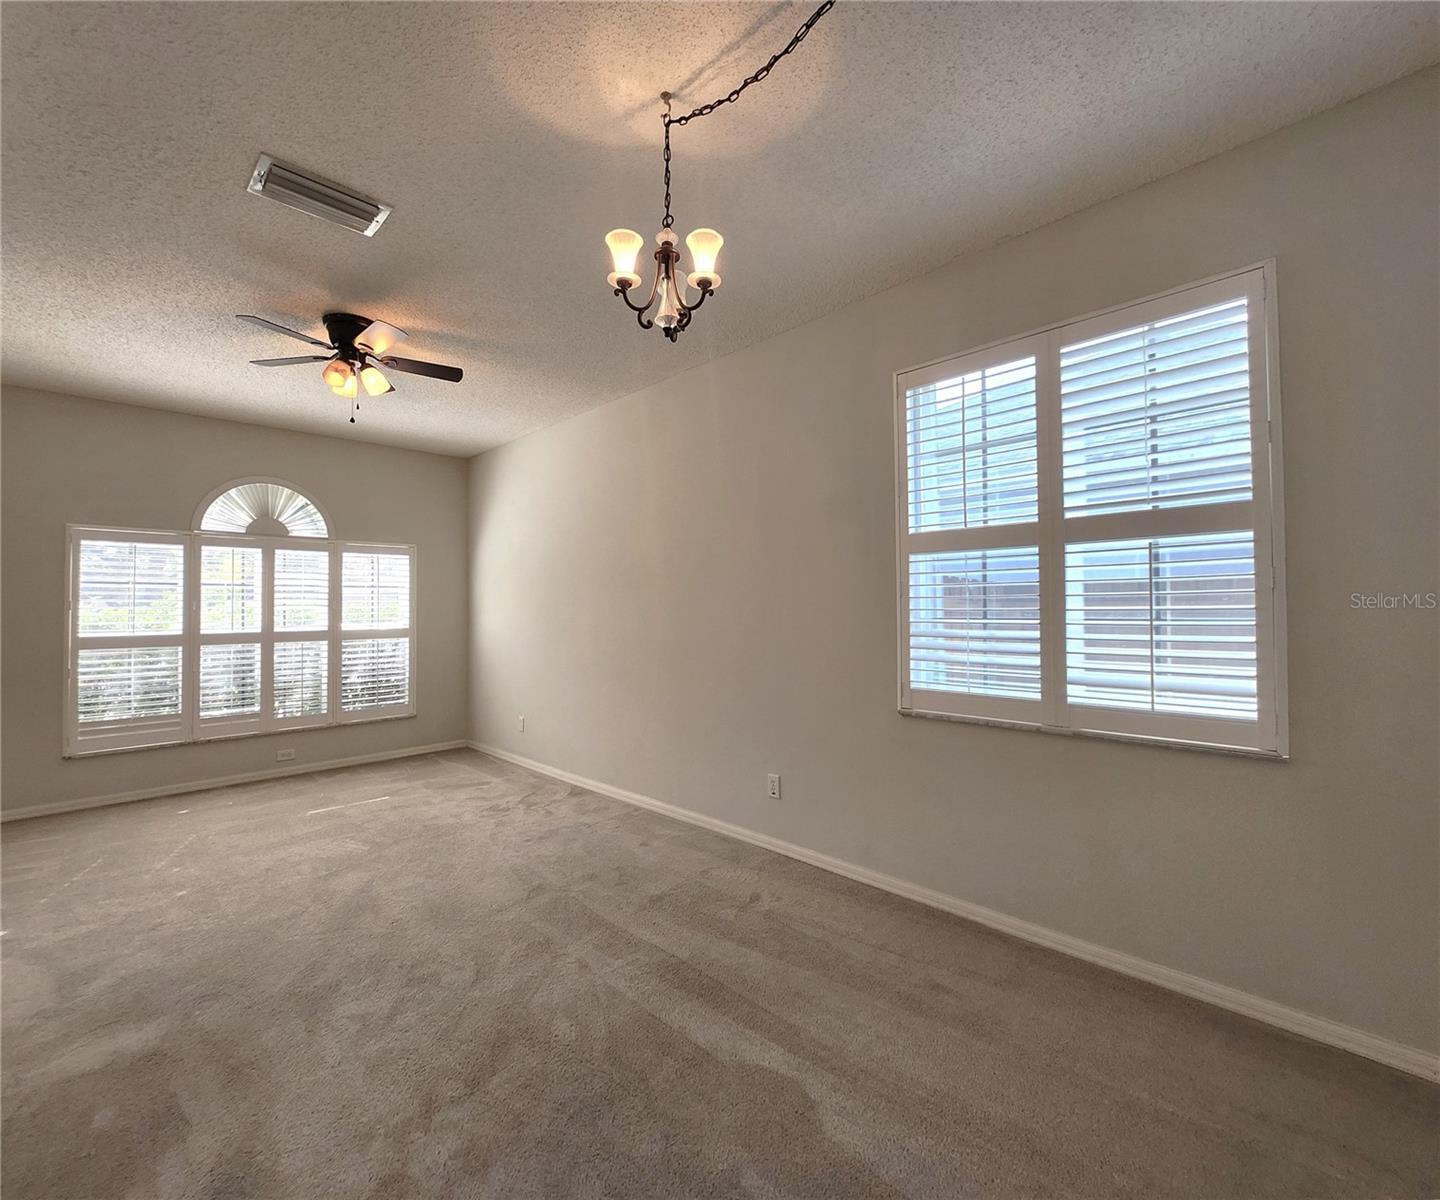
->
66, 481, 416, 756
895, 266, 1285, 755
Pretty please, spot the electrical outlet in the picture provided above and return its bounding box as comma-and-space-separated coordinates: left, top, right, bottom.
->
767, 773, 781, 799
276, 749, 296, 762
518, 715, 526, 733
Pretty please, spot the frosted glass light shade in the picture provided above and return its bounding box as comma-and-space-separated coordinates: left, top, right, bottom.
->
359, 364, 391, 396
322, 358, 352, 389
605, 228, 643, 288
332, 372, 359, 399
685, 228, 723, 290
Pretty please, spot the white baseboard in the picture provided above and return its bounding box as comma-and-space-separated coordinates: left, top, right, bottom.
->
470, 741, 1439, 1083
1, 741, 470, 823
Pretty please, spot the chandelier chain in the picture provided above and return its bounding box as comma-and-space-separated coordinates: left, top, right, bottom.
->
659, 0, 835, 228
662, 94, 674, 228
666, 1, 836, 129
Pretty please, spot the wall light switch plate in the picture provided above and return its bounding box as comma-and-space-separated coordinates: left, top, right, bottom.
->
767, 773, 781, 799
276, 749, 296, 762
519, 715, 526, 733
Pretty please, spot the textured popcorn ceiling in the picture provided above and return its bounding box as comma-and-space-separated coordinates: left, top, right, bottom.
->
2, 3, 1436, 456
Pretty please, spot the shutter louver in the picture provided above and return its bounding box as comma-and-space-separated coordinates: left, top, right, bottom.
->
1064, 531, 1257, 719
200, 483, 328, 537
274, 549, 329, 631
342, 552, 410, 629
1061, 299, 1251, 517
273, 640, 328, 719
201, 545, 262, 633
199, 643, 261, 719
77, 541, 184, 635
908, 548, 1041, 700
907, 356, 1037, 532
341, 638, 410, 711
77, 646, 182, 723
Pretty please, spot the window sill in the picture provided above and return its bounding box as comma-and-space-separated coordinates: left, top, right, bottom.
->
898, 706, 1288, 761
63, 711, 416, 759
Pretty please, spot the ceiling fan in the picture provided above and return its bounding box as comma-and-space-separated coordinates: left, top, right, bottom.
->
238, 312, 463, 417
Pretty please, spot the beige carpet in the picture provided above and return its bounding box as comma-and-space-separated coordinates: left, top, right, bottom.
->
2, 749, 1435, 1199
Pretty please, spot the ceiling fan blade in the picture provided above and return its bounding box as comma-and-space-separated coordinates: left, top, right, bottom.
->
355, 320, 407, 357
236, 314, 331, 348
381, 356, 463, 383
250, 355, 332, 366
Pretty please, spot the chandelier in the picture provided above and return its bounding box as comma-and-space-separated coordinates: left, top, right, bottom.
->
603, 1, 835, 341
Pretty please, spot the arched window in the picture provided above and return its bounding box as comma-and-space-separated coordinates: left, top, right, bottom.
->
195, 478, 330, 538
64, 478, 414, 756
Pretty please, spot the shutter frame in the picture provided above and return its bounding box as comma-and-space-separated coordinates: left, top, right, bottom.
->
894, 263, 1286, 756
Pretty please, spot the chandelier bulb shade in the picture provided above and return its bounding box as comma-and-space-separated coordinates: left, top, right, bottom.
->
331, 371, 359, 400
600, 1, 833, 342
605, 228, 644, 290
685, 228, 723, 291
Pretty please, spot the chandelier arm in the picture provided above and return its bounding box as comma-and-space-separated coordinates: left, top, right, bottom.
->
615, 275, 660, 315
681, 286, 714, 316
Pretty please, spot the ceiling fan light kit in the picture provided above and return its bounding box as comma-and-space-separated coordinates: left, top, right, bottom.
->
239, 311, 463, 423
603, 1, 834, 342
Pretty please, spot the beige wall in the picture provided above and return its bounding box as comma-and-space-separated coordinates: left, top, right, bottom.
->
469, 70, 1440, 1053
1, 388, 470, 814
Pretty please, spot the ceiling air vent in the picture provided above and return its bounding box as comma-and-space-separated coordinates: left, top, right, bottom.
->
246, 154, 391, 237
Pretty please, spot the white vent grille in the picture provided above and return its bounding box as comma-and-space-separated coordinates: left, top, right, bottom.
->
247, 156, 391, 238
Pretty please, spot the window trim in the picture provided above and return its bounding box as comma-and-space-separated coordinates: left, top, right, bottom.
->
893, 261, 1288, 758
64, 526, 418, 757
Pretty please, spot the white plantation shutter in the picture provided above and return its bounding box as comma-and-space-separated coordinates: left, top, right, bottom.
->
341, 638, 410, 710
68, 515, 416, 756
274, 640, 328, 719
1061, 299, 1251, 517
199, 482, 328, 537
339, 547, 415, 719
77, 646, 183, 722
342, 552, 410, 629
68, 533, 188, 753
274, 549, 329, 630
77, 541, 184, 635
199, 642, 261, 719
897, 267, 1284, 753
906, 356, 1038, 532
201, 545, 262, 632
1064, 532, 1257, 719
908, 549, 1041, 700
